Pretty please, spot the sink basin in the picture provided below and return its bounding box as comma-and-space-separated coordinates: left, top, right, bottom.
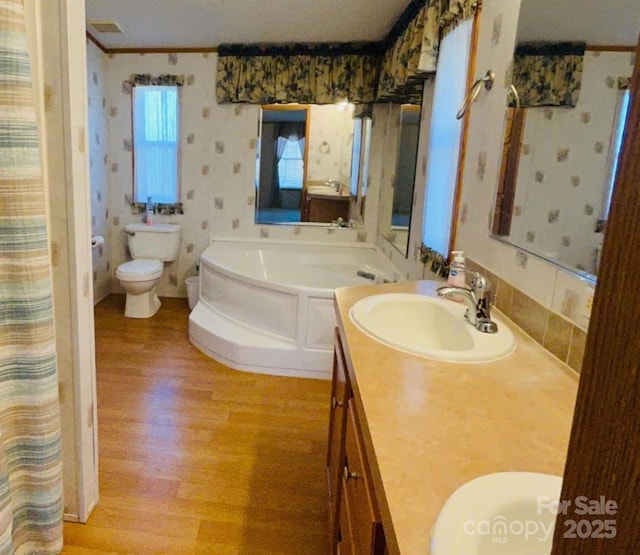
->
349, 293, 515, 362
430, 472, 562, 554
307, 185, 342, 196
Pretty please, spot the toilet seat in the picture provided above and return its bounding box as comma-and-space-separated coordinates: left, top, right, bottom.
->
116, 259, 163, 281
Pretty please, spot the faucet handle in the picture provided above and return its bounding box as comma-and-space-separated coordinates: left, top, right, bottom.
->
470, 272, 491, 292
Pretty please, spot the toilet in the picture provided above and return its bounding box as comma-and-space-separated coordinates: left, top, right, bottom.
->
116, 223, 181, 318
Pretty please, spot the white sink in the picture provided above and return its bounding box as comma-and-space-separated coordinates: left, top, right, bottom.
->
349, 293, 515, 362
430, 472, 562, 555
307, 185, 342, 196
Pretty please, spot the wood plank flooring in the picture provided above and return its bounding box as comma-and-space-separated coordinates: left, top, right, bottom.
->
62, 295, 331, 554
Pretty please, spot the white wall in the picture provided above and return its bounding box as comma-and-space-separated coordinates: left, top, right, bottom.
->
37, 0, 99, 522
87, 40, 111, 303
306, 104, 354, 183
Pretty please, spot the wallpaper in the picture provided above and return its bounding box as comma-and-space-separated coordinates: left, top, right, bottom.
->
509, 51, 633, 275
454, 0, 598, 332
86, 40, 112, 304
306, 104, 355, 184
103, 52, 381, 297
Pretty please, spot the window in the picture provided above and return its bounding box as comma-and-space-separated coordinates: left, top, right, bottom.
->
422, 19, 473, 256
132, 86, 180, 204
277, 139, 304, 189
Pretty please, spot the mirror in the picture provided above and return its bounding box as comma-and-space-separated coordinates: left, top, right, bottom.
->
491, 0, 638, 280
379, 99, 422, 256
255, 103, 369, 226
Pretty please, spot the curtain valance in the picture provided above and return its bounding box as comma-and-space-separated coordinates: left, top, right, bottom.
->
510, 42, 586, 108
440, 0, 478, 37
215, 0, 479, 105
376, 0, 442, 101
618, 77, 631, 90
127, 74, 185, 87
216, 44, 382, 105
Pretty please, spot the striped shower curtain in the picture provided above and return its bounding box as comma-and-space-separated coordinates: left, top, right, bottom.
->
0, 0, 63, 553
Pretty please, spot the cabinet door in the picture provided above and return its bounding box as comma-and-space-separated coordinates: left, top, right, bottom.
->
343, 400, 385, 554
339, 479, 356, 555
327, 328, 351, 548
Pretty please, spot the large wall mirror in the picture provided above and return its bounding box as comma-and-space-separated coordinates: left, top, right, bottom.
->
491, 0, 638, 281
379, 97, 422, 256
255, 103, 370, 226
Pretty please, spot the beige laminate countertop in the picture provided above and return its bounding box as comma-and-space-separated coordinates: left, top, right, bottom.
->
334, 280, 579, 555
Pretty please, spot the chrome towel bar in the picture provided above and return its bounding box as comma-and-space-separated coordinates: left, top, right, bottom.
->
456, 69, 495, 120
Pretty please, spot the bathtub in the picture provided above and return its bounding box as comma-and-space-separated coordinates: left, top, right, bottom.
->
189, 238, 403, 379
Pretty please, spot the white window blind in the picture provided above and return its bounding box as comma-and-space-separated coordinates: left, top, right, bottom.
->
422, 19, 473, 256
132, 86, 180, 203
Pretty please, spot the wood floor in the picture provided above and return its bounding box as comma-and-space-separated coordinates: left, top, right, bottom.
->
62, 295, 331, 555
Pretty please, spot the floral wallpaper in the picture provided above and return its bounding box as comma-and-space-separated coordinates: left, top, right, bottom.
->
509, 51, 633, 275
86, 40, 111, 304
306, 104, 357, 184
99, 51, 379, 298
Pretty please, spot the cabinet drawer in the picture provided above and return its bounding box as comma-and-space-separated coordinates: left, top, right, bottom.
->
344, 400, 384, 554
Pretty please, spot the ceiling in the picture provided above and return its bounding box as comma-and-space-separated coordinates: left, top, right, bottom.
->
85, 0, 411, 49
517, 0, 639, 45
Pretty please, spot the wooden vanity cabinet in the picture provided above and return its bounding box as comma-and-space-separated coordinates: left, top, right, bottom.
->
327, 328, 386, 554
303, 193, 350, 223
327, 329, 351, 547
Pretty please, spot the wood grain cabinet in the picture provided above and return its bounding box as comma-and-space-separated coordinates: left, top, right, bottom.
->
327, 328, 386, 554
303, 193, 350, 223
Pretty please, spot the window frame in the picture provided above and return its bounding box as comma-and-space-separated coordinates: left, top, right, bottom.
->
131, 85, 182, 205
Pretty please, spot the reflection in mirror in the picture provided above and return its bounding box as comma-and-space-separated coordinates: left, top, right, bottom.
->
491, 0, 638, 280
380, 100, 422, 256
255, 103, 368, 226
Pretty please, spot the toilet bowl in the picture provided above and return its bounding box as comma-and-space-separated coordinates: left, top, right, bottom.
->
116, 259, 164, 318
116, 223, 181, 318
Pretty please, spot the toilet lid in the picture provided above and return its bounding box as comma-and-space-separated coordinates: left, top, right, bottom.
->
116, 259, 163, 280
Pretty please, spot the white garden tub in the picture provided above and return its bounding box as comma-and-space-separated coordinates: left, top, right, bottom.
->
189, 238, 402, 379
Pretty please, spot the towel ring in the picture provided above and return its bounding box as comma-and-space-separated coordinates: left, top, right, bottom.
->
319, 141, 331, 154
509, 84, 521, 109
456, 70, 496, 120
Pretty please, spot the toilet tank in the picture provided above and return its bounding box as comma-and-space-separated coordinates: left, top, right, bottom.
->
125, 223, 181, 261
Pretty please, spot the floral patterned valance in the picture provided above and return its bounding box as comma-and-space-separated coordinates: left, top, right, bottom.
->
618, 77, 631, 90
216, 43, 382, 105
377, 0, 442, 101
440, 0, 478, 37
511, 42, 586, 108
126, 74, 185, 87
216, 0, 478, 105
353, 103, 374, 119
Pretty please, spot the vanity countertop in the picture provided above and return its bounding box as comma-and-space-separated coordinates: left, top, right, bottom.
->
306, 191, 350, 199
334, 280, 579, 555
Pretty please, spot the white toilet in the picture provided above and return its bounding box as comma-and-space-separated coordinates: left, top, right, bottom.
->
116, 223, 182, 318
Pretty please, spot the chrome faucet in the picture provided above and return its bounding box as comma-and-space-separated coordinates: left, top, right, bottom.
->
437, 271, 498, 333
